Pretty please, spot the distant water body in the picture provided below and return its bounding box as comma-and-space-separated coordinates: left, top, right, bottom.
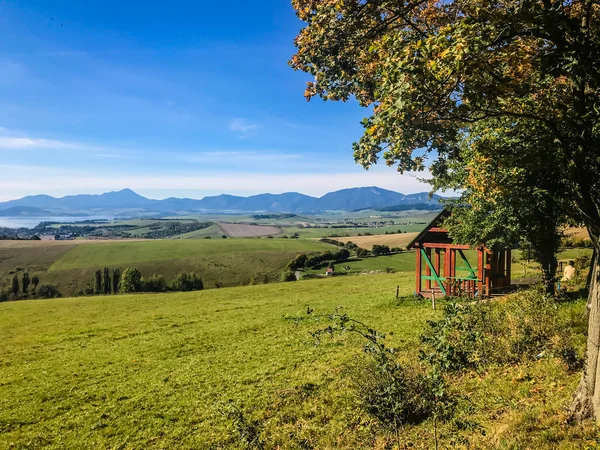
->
0, 216, 114, 229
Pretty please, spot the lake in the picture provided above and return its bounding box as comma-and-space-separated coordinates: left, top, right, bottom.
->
0, 216, 114, 229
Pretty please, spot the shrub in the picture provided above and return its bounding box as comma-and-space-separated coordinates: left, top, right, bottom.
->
420, 290, 581, 371
142, 274, 167, 292
171, 272, 204, 291
282, 270, 297, 282
36, 284, 61, 299
356, 247, 370, 258
372, 244, 391, 256
119, 268, 143, 293
287, 254, 308, 271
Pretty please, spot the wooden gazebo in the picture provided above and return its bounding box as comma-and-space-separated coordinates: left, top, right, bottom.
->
407, 210, 512, 298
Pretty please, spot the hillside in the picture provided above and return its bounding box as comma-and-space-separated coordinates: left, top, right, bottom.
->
0, 275, 591, 449
0, 239, 330, 295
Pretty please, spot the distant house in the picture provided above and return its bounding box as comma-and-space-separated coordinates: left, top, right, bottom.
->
326, 267, 334, 276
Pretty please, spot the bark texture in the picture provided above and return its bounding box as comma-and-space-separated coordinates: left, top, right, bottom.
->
572, 240, 600, 421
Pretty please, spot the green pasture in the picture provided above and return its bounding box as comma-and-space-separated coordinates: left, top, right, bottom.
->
0, 273, 590, 448
49, 239, 328, 271
281, 223, 425, 239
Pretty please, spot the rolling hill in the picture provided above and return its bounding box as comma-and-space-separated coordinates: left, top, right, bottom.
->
0, 187, 444, 216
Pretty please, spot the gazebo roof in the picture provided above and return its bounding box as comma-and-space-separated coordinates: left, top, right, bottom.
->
407, 209, 452, 249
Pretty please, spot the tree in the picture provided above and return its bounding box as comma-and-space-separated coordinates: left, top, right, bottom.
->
112, 268, 121, 294
31, 275, 40, 293
372, 245, 391, 256
21, 272, 30, 295
119, 268, 142, 293
292, 0, 600, 420
356, 248, 370, 258
103, 267, 111, 295
171, 272, 204, 292
94, 270, 102, 294
11, 275, 19, 296
36, 284, 61, 299
142, 274, 167, 292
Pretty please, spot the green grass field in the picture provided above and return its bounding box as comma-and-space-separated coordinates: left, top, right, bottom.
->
0, 239, 332, 296
281, 223, 426, 238
0, 274, 592, 449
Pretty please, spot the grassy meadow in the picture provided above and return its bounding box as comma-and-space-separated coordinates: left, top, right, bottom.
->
0, 239, 331, 295
0, 274, 595, 449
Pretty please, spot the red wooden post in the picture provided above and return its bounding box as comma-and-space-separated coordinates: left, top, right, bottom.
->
425, 248, 432, 290
477, 247, 484, 296
444, 249, 451, 296
450, 248, 456, 296
415, 245, 422, 294
434, 248, 441, 285
485, 253, 491, 297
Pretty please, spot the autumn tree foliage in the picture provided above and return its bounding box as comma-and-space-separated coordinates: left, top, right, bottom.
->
291, 0, 600, 421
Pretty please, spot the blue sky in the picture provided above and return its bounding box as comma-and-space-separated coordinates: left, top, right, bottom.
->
0, 0, 429, 201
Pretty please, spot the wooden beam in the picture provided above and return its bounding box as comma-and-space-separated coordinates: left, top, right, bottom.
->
416, 246, 422, 294
422, 243, 471, 250
428, 227, 449, 233
425, 248, 432, 290
477, 247, 484, 296
485, 253, 491, 296
434, 248, 441, 290
444, 249, 451, 296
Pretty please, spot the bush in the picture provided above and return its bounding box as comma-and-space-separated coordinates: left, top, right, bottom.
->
142, 274, 167, 292
171, 272, 204, 291
282, 270, 297, 282
372, 244, 391, 256
349, 358, 438, 427
356, 247, 370, 258
36, 284, 61, 299
420, 290, 581, 371
119, 268, 143, 293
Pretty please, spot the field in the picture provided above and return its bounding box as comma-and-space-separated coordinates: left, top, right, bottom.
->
336, 232, 419, 250
0, 239, 330, 295
218, 222, 283, 238
281, 223, 426, 239
0, 274, 593, 449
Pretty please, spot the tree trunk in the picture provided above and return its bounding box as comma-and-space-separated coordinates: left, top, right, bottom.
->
539, 252, 558, 296
572, 236, 600, 421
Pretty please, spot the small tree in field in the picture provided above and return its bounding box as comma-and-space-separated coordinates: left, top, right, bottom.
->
112, 268, 121, 294
119, 268, 142, 293
103, 267, 111, 295
171, 272, 204, 292
94, 270, 102, 294
11, 275, 19, 296
31, 275, 40, 293
21, 272, 30, 295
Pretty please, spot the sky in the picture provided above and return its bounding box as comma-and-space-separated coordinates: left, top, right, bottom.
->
0, 0, 431, 201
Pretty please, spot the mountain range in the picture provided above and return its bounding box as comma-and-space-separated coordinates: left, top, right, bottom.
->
0, 187, 443, 217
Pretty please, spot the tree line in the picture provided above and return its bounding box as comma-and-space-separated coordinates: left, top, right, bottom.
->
0, 272, 60, 301
79, 268, 204, 296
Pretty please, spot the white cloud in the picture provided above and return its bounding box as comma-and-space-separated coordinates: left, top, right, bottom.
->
228, 118, 260, 138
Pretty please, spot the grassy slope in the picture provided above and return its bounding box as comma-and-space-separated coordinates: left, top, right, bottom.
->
174, 223, 223, 239
0, 275, 592, 449
336, 232, 419, 250
43, 239, 329, 293
282, 223, 425, 238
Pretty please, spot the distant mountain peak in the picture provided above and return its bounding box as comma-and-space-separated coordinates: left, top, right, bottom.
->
0, 186, 444, 216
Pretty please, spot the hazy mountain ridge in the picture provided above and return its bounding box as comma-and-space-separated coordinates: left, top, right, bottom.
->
0, 187, 443, 216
